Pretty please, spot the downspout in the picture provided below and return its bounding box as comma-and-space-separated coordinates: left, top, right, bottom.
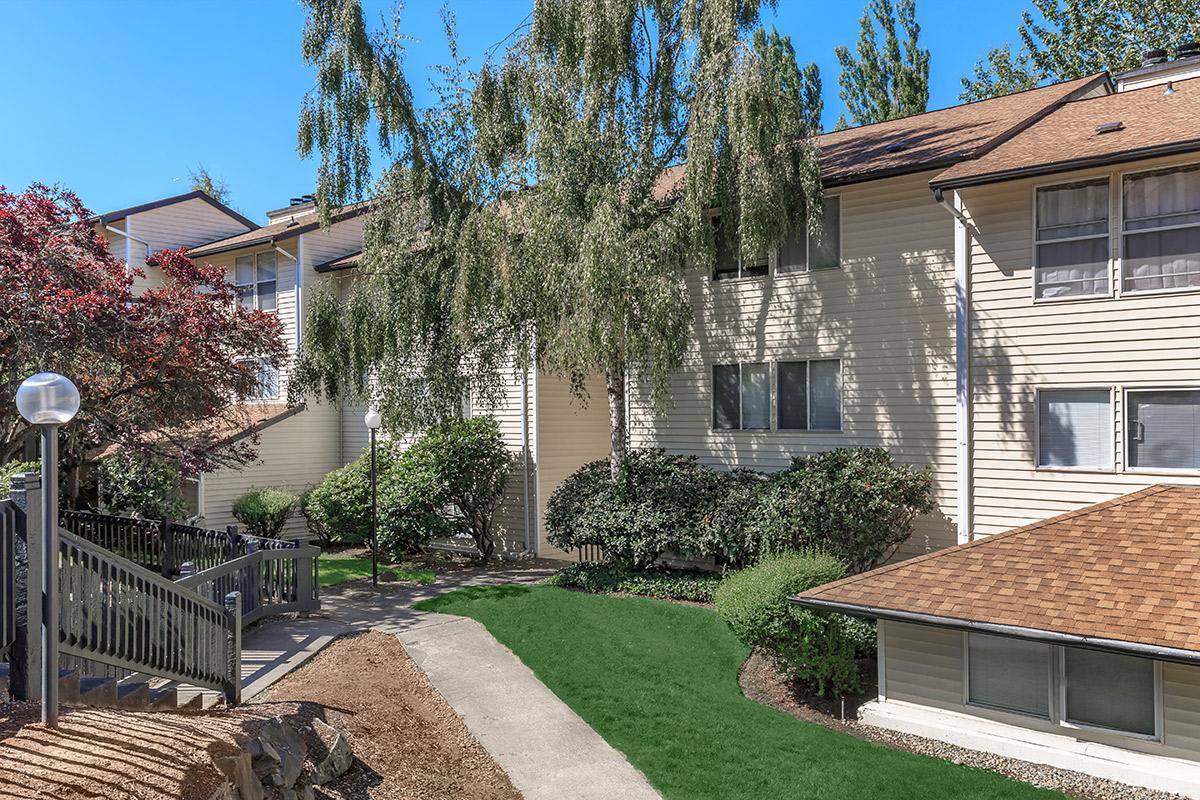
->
521, 367, 533, 555
933, 186, 974, 544
105, 220, 152, 274
294, 234, 305, 351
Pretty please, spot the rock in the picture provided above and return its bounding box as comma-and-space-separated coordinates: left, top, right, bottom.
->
252, 717, 307, 789
310, 718, 354, 785
213, 753, 264, 800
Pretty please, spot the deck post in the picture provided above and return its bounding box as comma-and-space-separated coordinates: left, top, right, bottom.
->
7, 473, 41, 703
223, 591, 242, 706
160, 516, 175, 578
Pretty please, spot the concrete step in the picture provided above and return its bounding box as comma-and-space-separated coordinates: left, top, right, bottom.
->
147, 685, 180, 710
116, 680, 149, 710
58, 669, 80, 704
75, 676, 117, 708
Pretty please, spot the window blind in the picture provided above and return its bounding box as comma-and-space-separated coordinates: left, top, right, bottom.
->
256, 251, 277, 312
1064, 647, 1156, 736
1123, 165, 1200, 292
810, 196, 841, 270
778, 362, 808, 430
1127, 390, 1200, 470
741, 364, 771, 429
1037, 389, 1111, 468
968, 633, 1050, 717
810, 360, 842, 431
712, 365, 739, 430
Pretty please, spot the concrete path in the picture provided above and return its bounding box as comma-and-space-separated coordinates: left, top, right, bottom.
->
240, 615, 354, 700
320, 565, 664, 800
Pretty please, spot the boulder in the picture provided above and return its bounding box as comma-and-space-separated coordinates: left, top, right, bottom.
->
310, 718, 354, 785
250, 717, 307, 789
212, 752, 264, 800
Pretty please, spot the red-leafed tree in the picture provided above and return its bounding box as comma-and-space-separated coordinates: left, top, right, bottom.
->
0, 183, 288, 501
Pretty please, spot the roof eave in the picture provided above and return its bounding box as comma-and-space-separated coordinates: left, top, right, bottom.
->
931, 138, 1200, 192
221, 403, 306, 447
791, 596, 1200, 667
187, 203, 371, 259
92, 190, 257, 231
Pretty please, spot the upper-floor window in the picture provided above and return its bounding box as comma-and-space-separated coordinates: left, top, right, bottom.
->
1034, 179, 1110, 300
235, 252, 277, 312
1122, 164, 1200, 293
778, 360, 842, 431
778, 195, 841, 273
1036, 388, 1111, 469
712, 217, 769, 281
1126, 388, 1200, 471
240, 357, 279, 401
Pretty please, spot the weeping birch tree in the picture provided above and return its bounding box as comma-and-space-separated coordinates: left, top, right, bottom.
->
291, 0, 824, 477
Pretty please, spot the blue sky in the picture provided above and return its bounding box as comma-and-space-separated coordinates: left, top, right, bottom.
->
0, 0, 1032, 223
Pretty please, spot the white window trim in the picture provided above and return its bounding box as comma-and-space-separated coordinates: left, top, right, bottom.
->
1031, 385, 1117, 473
711, 363, 769, 431
234, 250, 279, 312
1030, 177, 1114, 304
1122, 385, 1200, 474
1117, 160, 1200, 298
776, 358, 844, 433
776, 193, 843, 276
962, 632, 1163, 742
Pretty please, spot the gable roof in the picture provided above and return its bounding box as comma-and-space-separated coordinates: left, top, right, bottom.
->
932, 76, 1200, 190
313, 251, 361, 273
187, 201, 371, 259
652, 74, 1108, 202
90, 190, 257, 231
794, 485, 1200, 665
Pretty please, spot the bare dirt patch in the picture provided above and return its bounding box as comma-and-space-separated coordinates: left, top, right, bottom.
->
259, 630, 523, 800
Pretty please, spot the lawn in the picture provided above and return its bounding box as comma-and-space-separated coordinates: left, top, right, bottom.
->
317, 552, 435, 588
416, 586, 1063, 800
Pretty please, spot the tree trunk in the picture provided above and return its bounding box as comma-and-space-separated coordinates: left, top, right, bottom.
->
605, 368, 627, 481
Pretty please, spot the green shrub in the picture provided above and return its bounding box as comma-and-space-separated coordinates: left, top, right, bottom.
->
232, 487, 300, 539
95, 451, 186, 519
714, 551, 865, 696
749, 448, 936, 573
303, 446, 397, 547
0, 460, 38, 501
547, 562, 722, 603
546, 449, 724, 569
701, 468, 769, 567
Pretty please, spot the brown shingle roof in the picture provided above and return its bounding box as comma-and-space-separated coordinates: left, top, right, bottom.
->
313, 251, 361, 273
188, 201, 371, 258
795, 485, 1200, 661
932, 77, 1200, 189
652, 74, 1108, 202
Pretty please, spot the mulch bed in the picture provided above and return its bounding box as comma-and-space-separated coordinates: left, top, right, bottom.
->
258, 630, 523, 800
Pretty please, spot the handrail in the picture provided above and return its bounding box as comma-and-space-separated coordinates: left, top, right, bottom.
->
179, 543, 321, 626
0, 500, 16, 661
57, 528, 240, 701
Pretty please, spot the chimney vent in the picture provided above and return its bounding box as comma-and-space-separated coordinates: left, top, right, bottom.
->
302, 194, 315, 203
1177, 41, 1200, 60
1142, 49, 1169, 67
1095, 121, 1124, 135
288, 197, 306, 206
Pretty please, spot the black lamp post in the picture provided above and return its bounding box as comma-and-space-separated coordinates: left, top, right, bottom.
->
15, 372, 80, 729
364, 410, 381, 586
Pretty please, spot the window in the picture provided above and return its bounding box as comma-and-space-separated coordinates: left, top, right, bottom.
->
235, 252, 278, 311
967, 633, 1050, 718
778, 360, 842, 431
1122, 165, 1200, 293
966, 633, 1160, 738
1127, 389, 1200, 470
1036, 389, 1111, 468
1034, 180, 1110, 299
712, 363, 770, 430
712, 217, 768, 280
778, 195, 841, 273
1063, 648, 1156, 736
241, 358, 279, 400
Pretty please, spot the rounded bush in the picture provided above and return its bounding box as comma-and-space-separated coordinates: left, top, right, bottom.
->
303, 446, 396, 547
232, 487, 300, 539
701, 468, 769, 567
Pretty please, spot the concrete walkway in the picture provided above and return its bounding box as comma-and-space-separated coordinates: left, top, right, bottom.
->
319, 566, 664, 800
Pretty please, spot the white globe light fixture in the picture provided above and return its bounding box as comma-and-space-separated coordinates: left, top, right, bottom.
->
364, 410, 382, 585
15, 372, 80, 730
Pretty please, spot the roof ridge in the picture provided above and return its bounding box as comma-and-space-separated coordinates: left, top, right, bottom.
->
800, 484, 1175, 598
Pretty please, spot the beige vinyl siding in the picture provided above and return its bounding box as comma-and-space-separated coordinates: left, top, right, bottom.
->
534, 373, 611, 560
125, 199, 252, 292
882, 621, 963, 708
964, 152, 1200, 537
629, 170, 959, 557
473, 364, 536, 554
880, 621, 1200, 762
200, 402, 342, 539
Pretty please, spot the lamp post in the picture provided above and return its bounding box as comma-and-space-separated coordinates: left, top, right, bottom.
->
364, 410, 382, 587
15, 372, 81, 729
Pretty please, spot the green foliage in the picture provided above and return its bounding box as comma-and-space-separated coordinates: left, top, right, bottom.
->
293, 0, 824, 473
95, 451, 186, 519
546, 450, 725, 569
701, 468, 770, 568
748, 448, 936, 573
232, 487, 300, 539
547, 562, 723, 603
714, 551, 863, 696
834, 0, 930, 128
960, 0, 1200, 101
303, 446, 396, 547
188, 165, 232, 206
0, 460, 37, 501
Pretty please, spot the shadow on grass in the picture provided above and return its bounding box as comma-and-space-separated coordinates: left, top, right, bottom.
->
413, 584, 533, 612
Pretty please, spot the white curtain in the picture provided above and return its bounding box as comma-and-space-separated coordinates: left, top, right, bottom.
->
1035, 181, 1109, 298
1123, 166, 1200, 292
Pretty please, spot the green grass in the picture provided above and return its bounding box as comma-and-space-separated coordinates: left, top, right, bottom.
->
317, 553, 435, 588
416, 586, 1063, 800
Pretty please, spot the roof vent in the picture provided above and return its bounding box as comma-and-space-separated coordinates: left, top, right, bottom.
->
301, 194, 315, 203
1095, 121, 1125, 135
1142, 48, 1169, 67
1177, 41, 1200, 59
288, 197, 307, 206
883, 139, 910, 153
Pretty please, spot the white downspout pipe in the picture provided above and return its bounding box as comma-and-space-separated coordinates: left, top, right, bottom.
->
295, 234, 305, 350
521, 366, 534, 555
934, 187, 973, 544
105, 221, 152, 274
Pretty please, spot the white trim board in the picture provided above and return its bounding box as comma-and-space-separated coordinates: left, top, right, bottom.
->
860, 700, 1200, 799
